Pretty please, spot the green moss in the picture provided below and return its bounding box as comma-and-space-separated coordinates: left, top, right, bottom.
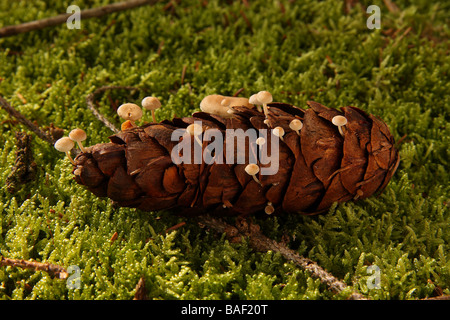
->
0, 0, 449, 300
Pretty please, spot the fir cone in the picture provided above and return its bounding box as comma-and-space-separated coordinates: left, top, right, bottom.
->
71, 100, 399, 216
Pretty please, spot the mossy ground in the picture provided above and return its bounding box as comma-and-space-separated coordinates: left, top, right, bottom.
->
0, 0, 448, 300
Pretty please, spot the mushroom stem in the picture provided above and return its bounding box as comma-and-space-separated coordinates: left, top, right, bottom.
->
151, 110, 156, 123
76, 141, 86, 153
251, 174, 261, 185
245, 164, 261, 186
66, 151, 75, 165
263, 105, 269, 117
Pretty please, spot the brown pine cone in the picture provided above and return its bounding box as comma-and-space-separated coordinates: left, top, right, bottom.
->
72, 100, 399, 216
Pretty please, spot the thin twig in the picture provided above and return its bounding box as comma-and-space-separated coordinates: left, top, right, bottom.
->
0, 256, 69, 279
0, 95, 55, 144
85, 85, 140, 133
197, 215, 368, 300
163, 221, 186, 234
232, 88, 245, 97
0, 0, 161, 38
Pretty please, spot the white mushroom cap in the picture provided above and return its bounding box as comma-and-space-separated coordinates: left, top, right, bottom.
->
200, 95, 230, 118
332, 115, 348, 127
249, 94, 261, 105
256, 137, 266, 146
289, 119, 303, 131
245, 163, 260, 175
141, 96, 161, 110
257, 91, 273, 104
186, 123, 203, 136
117, 103, 143, 121
229, 97, 253, 108
200, 95, 252, 118
54, 137, 74, 152
69, 128, 86, 142
273, 126, 285, 137
221, 98, 231, 106
69, 128, 87, 152
186, 123, 203, 146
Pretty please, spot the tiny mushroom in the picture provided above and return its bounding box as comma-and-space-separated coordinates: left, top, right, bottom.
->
229, 97, 253, 114
142, 96, 161, 123
244, 163, 261, 185
54, 137, 75, 165
69, 128, 87, 152
221, 98, 231, 107
249, 94, 262, 112
289, 119, 303, 136
200, 95, 231, 118
354, 189, 364, 200
265, 202, 275, 215
117, 103, 143, 128
256, 137, 266, 147
200, 95, 253, 118
257, 91, 273, 117
186, 123, 203, 146
221, 98, 234, 115
273, 126, 285, 141
332, 115, 348, 137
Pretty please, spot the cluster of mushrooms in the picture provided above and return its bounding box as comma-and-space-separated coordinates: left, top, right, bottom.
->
54, 96, 163, 164
54, 91, 349, 215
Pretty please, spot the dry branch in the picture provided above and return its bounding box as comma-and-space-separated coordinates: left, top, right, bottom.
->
0, 0, 161, 38
0, 256, 69, 279
197, 215, 368, 300
0, 95, 55, 144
